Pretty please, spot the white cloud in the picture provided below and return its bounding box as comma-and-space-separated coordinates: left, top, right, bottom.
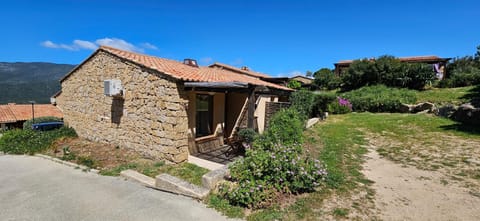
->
140, 42, 158, 50
73, 39, 97, 50
41, 38, 158, 53
41, 40, 76, 50
95, 38, 143, 52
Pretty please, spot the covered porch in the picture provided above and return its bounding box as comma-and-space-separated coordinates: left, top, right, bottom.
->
184, 82, 289, 164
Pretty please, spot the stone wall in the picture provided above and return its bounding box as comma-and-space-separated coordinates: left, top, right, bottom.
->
56, 51, 189, 163
264, 101, 291, 131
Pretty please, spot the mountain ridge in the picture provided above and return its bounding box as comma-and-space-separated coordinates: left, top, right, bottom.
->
0, 62, 76, 104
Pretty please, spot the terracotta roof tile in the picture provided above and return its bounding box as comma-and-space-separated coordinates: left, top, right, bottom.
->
208, 62, 271, 78
0, 105, 16, 123
99, 46, 292, 91
0, 104, 63, 123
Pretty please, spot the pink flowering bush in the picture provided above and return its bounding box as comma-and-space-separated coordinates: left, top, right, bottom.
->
327, 97, 352, 114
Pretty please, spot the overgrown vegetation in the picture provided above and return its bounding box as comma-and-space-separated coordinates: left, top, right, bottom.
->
341, 55, 436, 91
342, 85, 417, 112
218, 108, 328, 209
0, 127, 77, 154
440, 45, 480, 88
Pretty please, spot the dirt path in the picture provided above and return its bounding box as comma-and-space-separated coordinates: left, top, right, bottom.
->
363, 146, 480, 221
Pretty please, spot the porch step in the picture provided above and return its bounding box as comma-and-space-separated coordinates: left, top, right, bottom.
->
188, 155, 224, 171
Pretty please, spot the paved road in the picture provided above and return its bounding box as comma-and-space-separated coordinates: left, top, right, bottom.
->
0, 155, 229, 221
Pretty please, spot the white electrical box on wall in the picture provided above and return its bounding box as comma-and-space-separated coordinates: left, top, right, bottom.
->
104, 79, 123, 96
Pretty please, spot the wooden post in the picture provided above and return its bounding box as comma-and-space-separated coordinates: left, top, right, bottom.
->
247, 86, 255, 129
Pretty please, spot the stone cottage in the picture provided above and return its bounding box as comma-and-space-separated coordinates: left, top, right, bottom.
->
56, 46, 292, 163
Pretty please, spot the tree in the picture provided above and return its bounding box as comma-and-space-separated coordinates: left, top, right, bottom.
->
313, 68, 340, 90
287, 79, 302, 89
305, 71, 313, 77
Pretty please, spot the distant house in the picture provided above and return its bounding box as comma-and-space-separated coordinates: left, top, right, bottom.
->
56, 46, 292, 163
0, 103, 63, 130
290, 75, 313, 88
334, 56, 451, 79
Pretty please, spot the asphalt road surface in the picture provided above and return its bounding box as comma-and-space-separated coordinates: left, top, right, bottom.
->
0, 154, 229, 221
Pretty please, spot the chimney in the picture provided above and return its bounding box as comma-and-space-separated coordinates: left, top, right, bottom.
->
183, 59, 198, 67
241, 66, 249, 71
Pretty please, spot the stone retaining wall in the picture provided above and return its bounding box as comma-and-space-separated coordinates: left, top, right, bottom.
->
57, 51, 189, 163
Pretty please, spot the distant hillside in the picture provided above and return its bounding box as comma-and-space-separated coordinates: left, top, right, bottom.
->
0, 62, 76, 104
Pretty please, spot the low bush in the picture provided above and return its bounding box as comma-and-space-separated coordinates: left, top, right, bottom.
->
260, 108, 305, 146
342, 85, 417, 112
221, 143, 327, 208
237, 128, 258, 144
327, 97, 352, 114
220, 108, 328, 208
23, 116, 63, 130
0, 127, 77, 154
312, 92, 337, 116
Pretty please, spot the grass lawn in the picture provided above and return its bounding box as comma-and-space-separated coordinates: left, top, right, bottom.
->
416, 85, 476, 105
228, 112, 480, 220
100, 161, 209, 186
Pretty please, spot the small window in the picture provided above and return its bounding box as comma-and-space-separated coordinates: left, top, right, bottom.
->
196, 94, 213, 137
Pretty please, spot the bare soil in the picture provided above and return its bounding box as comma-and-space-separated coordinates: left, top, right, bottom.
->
46, 137, 144, 170
363, 144, 480, 221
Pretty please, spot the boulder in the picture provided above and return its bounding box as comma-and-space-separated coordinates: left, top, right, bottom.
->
452, 103, 480, 126
398, 103, 413, 113
437, 104, 458, 118
201, 165, 229, 189
412, 102, 436, 113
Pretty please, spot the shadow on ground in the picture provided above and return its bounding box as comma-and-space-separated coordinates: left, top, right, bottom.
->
439, 123, 480, 136
461, 85, 480, 107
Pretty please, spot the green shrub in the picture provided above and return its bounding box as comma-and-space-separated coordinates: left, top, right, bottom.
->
289, 90, 315, 118
220, 107, 328, 208
340, 55, 436, 91
287, 79, 302, 89
342, 85, 417, 112
0, 127, 77, 154
327, 97, 352, 114
313, 68, 341, 90
221, 143, 327, 208
312, 92, 337, 116
23, 116, 63, 130
260, 108, 305, 146
237, 128, 258, 144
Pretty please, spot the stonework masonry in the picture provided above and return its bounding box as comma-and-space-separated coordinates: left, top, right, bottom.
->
57, 51, 189, 163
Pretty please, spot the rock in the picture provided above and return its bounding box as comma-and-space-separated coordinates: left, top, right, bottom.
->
202, 165, 229, 189
412, 102, 436, 113
398, 103, 413, 113
452, 103, 480, 126
437, 104, 458, 118
155, 173, 210, 199
306, 118, 320, 128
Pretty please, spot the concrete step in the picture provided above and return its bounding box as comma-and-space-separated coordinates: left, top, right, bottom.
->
120, 169, 155, 187
155, 173, 210, 199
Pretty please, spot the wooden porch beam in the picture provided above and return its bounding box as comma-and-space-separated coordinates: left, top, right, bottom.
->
247, 85, 255, 129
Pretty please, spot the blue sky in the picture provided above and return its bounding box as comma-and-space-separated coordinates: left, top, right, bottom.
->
1, 0, 479, 77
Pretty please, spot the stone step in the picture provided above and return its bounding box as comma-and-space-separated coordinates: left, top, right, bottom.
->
188, 155, 224, 171
120, 169, 155, 187
155, 173, 210, 199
